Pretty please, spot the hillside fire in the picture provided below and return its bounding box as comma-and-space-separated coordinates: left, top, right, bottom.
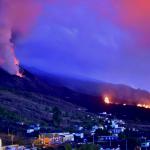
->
137, 104, 150, 109
104, 95, 150, 110
14, 58, 23, 78
16, 70, 23, 78
104, 96, 111, 104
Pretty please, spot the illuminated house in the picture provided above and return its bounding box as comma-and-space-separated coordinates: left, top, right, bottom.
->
98, 136, 118, 142
109, 127, 125, 135
34, 132, 74, 146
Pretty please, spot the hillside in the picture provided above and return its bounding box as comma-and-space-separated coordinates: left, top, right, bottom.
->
0, 68, 90, 128
0, 67, 150, 128
29, 68, 150, 106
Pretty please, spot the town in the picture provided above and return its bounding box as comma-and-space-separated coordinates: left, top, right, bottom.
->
0, 107, 150, 150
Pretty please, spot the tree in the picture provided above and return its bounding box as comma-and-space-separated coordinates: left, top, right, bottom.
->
79, 144, 97, 150
95, 129, 110, 136
65, 144, 72, 150
52, 106, 62, 127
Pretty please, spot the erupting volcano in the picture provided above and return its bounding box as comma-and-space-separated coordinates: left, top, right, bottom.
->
0, 28, 23, 77
0, 0, 42, 76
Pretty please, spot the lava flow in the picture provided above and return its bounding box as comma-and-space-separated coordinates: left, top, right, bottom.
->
104, 96, 111, 104
14, 57, 23, 78
16, 70, 23, 78
137, 104, 150, 109
104, 96, 150, 109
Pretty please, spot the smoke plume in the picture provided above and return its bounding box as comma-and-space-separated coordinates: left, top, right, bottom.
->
0, 0, 42, 75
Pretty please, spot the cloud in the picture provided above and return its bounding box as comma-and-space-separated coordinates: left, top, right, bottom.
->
14, 0, 150, 90
104, 0, 150, 49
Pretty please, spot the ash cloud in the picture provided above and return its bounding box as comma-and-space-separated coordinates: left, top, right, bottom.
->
0, 0, 42, 74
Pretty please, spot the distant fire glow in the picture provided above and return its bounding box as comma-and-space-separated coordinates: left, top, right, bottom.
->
14, 57, 23, 78
16, 71, 23, 78
104, 96, 111, 104
103, 95, 150, 109
137, 104, 150, 109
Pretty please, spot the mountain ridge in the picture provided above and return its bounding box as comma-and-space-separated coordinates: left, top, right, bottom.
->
0, 67, 150, 125
26, 67, 150, 106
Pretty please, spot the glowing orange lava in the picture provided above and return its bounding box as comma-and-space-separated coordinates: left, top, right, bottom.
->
14, 58, 23, 78
104, 96, 111, 104
16, 70, 23, 78
103, 95, 150, 110
137, 104, 150, 109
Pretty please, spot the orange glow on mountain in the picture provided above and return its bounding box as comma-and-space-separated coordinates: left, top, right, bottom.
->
14, 58, 23, 78
14, 58, 19, 66
104, 96, 111, 104
16, 70, 23, 78
103, 95, 150, 109
137, 104, 150, 109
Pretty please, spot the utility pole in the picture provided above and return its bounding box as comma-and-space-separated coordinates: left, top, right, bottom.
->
93, 133, 95, 144
145, 137, 147, 150
7, 128, 10, 136
126, 139, 128, 150
109, 139, 111, 147
11, 134, 14, 145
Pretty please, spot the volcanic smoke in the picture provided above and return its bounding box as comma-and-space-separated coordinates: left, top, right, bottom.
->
0, 0, 42, 76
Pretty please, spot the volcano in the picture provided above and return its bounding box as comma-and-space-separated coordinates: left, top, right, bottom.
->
0, 66, 150, 126
0, 67, 88, 128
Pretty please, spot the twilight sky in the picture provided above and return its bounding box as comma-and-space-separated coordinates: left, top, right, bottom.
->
12, 0, 150, 90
